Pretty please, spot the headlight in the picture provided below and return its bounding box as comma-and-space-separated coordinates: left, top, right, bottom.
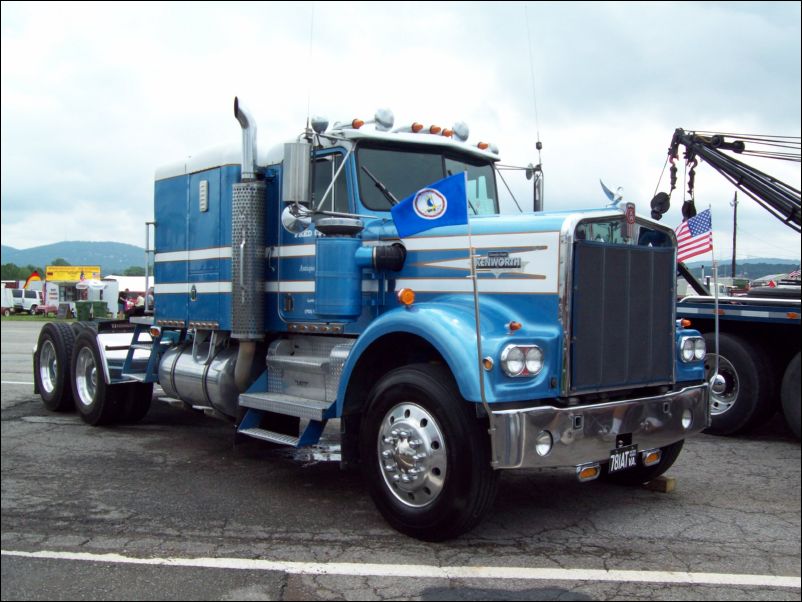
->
693, 338, 706, 360
680, 336, 705, 363
525, 346, 544, 375
501, 345, 525, 376
501, 345, 544, 377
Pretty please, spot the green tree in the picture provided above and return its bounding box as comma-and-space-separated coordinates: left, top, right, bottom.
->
50, 258, 71, 266
124, 266, 146, 276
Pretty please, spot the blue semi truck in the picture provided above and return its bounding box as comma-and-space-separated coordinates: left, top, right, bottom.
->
34, 99, 709, 540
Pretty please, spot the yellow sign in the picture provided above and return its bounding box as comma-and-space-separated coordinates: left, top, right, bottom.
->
45, 266, 101, 282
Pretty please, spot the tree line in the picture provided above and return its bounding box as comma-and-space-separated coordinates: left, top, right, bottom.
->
1, 260, 146, 281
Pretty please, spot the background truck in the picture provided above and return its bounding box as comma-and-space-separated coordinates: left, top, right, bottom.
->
652, 129, 801, 438
33, 99, 709, 540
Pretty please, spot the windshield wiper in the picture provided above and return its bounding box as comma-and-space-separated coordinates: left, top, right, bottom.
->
361, 166, 400, 207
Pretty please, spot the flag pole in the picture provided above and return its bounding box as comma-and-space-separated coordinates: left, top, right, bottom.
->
465, 173, 497, 466
709, 204, 720, 381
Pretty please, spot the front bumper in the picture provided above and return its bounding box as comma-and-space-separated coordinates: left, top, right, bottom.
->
491, 383, 709, 469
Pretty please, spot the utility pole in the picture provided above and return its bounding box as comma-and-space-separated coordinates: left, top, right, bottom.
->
730, 192, 738, 278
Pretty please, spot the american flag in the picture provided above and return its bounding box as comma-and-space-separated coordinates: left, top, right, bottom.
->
675, 209, 713, 263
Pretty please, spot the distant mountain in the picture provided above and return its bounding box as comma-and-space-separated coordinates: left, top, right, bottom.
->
684, 259, 800, 280
1, 241, 146, 275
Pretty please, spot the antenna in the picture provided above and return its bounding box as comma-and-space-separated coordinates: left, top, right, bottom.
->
524, 3, 544, 210
305, 2, 316, 131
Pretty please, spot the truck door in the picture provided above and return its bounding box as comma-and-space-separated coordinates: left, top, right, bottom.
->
278, 152, 348, 323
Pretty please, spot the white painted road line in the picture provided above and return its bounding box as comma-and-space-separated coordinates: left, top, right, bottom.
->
1, 381, 34, 386
2, 550, 800, 589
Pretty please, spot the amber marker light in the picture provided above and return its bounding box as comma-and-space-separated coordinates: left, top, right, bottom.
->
681, 319, 692, 328
482, 356, 494, 371
507, 321, 523, 332
149, 326, 162, 338
351, 118, 365, 129
477, 142, 490, 150
577, 465, 600, 482
441, 128, 453, 137
429, 125, 442, 134
411, 122, 424, 133
397, 288, 416, 306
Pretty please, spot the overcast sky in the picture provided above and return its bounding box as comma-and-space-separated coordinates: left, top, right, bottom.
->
2, 1, 800, 263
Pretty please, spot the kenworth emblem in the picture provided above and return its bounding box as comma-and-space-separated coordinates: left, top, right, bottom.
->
475, 251, 523, 272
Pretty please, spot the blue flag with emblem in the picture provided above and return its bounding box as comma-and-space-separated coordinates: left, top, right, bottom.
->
390, 172, 469, 238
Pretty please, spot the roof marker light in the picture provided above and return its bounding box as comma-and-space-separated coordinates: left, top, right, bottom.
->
429, 125, 442, 134
441, 128, 453, 138
351, 118, 365, 129
477, 141, 490, 150
411, 122, 424, 133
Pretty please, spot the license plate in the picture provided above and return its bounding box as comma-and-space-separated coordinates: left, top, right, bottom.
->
608, 444, 638, 473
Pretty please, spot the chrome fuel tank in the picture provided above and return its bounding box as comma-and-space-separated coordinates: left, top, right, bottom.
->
159, 343, 240, 418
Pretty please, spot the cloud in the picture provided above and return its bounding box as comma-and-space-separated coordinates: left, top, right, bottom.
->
1, 1, 799, 260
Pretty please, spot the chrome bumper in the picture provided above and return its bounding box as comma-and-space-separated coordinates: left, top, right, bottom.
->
491, 384, 710, 469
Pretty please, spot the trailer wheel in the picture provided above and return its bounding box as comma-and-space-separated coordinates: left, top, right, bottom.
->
34, 322, 76, 412
781, 353, 800, 439
71, 330, 122, 426
601, 440, 684, 485
360, 364, 499, 541
703, 333, 776, 435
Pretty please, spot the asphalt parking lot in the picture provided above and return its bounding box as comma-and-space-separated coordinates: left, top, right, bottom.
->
2, 320, 800, 600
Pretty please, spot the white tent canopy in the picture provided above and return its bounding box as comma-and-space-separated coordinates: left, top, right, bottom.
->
103, 275, 149, 294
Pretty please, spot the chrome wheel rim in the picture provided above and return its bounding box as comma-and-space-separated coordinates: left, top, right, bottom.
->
75, 347, 98, 407
377, 402, 447, 508
39, 340, 57, 395
706, 354, 739, 415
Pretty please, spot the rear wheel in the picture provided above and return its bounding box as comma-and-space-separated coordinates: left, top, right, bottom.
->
34, 322, 76, 411
360, 364, 499, 541
781, 353, 800, 439
71, 330, 122, 426
703, 333, 776, 435
601, 440, 684, 485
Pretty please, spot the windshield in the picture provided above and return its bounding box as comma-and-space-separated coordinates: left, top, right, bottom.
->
357, 146, 498, 214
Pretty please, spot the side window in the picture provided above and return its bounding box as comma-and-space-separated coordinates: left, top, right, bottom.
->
12, 290, 22, 299
25, 290, 37, 299
312, 154, 348, 214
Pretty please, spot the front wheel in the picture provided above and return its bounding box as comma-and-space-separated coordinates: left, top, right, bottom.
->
360, 364, 499, 541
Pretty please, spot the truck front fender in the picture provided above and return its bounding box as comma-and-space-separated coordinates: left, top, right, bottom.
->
336, 299, 491, 414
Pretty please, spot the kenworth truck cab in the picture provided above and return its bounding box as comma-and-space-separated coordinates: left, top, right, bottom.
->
34, 99, 709, 540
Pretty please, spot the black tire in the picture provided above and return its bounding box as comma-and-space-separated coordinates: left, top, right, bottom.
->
71, 330, 121, 426
601, 440, 684, 485
781, 353, 801, 439
360, 364, 499, 541
34, 322, 76, 412
119, 382, 154, 423
703, 332, 776, 435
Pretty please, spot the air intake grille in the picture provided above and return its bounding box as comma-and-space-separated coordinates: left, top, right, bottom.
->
570, 242, 675, 393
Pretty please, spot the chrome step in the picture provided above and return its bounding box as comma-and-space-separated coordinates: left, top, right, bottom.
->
239, 392, 332, 421
238, 427, 299, 447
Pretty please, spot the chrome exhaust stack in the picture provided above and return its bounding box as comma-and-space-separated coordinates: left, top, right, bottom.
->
231, 98, 265, 390
234, 97, 257, 181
